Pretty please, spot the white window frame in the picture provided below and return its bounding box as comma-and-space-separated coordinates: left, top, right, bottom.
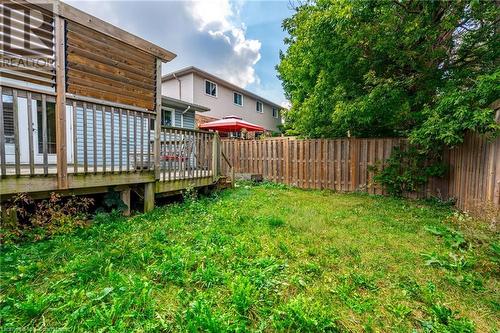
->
205, 79, 217, 97
272, 107, 279, 119
161, 107, 175, 127
233, 92, 243, 106
256, 101, 263, 113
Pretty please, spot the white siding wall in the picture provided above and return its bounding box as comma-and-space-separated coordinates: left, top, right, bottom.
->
161, 73, 194, 103
191, 74, 282, 131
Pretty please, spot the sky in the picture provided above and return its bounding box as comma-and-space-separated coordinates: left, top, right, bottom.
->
65, 0, 293, 107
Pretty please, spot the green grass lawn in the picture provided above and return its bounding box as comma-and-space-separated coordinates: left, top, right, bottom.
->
1, 183, 499, 332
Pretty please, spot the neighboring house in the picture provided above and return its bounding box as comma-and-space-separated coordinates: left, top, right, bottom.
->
161, 96, 210, 130
162, 66, 283, 132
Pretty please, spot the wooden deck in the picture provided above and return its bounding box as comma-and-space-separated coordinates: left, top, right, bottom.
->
0, 1, 232, 212
0, 166, 215, 196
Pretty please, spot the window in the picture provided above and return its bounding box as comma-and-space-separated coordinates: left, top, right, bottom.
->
233, 92, 243, 106
162, 109, 173, 127
2, 94, 14, 144
205, 80, 217, 97
272, 107, 279, 118
36, 100, 56, 154
256, 101, 263, 113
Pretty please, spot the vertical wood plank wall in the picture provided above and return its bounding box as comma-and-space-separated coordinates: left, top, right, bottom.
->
221, 136, 500, 216
446, 132, 500, 214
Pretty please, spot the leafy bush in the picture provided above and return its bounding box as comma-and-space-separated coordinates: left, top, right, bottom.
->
371, 146, 446, 196
278, 0, 499, 150
1, 193, 94, 243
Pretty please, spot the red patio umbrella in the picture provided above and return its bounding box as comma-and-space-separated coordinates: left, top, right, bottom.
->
198, 116, 264, 132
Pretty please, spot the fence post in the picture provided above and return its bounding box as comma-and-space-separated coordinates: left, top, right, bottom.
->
284, 138, 290, 184
235, 139, 240, 172
350, 138, 359, 191
55, 16, 67, 189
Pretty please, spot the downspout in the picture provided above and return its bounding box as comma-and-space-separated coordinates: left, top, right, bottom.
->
181, 105, 191, 128
173, 73, 181, 100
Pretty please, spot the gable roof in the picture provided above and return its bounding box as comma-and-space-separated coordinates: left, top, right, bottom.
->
162, 66, 282, 109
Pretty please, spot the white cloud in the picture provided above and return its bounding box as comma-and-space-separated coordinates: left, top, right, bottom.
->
65, 0, 263, 88
281, 100, 291, 109
187, 0, 261, 87
189, 0, 233, 31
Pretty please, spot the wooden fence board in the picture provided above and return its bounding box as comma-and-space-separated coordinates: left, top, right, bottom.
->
221, 136, 499, 218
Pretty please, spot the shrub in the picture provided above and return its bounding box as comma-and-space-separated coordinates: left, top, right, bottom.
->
1, 193, 94, 243
371, 146, 446, 197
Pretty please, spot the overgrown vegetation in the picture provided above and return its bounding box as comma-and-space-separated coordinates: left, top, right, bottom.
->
278, 0, 499, 150
1, 183, 498, 331
1, 193, 94, 243
371, 146, 447, 197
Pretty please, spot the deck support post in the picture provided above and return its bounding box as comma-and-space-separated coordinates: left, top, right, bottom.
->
144, 182, 155, 212
120, 188, 131, 216
1, 205, 18, 225
154, 59, 162, 180
55, 15, 68, 189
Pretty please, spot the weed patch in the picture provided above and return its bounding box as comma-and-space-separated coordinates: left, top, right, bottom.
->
1, 184, 498, 331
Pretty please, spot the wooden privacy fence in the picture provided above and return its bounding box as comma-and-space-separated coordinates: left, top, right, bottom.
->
221, 138, 409, 194
221, 135, 500, 216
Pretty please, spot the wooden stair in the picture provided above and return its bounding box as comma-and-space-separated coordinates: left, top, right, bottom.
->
217, 176, 233, 190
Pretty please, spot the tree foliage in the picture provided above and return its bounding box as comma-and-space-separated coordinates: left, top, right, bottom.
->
278, 0, 499, 149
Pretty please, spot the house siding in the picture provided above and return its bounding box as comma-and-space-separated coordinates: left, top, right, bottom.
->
192, 74, 281, 131
75, 106, 150, 167
163, 72, 282, 131
162, 73, 194, 103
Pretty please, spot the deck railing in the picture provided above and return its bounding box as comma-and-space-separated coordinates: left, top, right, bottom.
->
67, 97, 154, 175
0, 86, 218, 195
158, 126, 215, 182
0, 86, 58, 177
0, 86, 156, 176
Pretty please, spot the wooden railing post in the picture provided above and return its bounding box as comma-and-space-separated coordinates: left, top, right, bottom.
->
212, 132, 220, 180
154, 59, 162, 180
55, 16, 68, 189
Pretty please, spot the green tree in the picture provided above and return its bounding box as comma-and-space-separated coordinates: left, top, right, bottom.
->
278, 0, 499, 150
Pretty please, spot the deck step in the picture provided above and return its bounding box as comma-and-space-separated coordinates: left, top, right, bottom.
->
217, 177, 233, 190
